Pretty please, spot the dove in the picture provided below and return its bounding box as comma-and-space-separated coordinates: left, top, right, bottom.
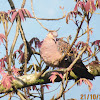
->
40, 32, 94, 80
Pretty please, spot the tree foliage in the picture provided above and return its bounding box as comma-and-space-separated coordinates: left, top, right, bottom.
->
0, 0, 100, 100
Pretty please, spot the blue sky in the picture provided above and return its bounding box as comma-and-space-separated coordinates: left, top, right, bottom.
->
0, 0, 100, 100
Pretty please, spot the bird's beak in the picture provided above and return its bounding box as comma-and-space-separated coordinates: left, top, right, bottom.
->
53, 37, 57, 43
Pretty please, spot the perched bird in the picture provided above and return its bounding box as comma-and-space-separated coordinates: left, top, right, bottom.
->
40, 32, 94, 80
40, 32, 62, 67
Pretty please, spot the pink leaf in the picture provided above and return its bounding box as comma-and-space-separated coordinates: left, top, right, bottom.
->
74, 2, 79, 11
1, 72, 15, 89
85, 1, 90, 12
98, 0, 100, 8
49, 72, 63, 83
18, 9, 24, 21
0, 67, 4, 73
25, 9, 32, 18
79, 78, 93, 91
8, 9, 17, 15
79, 79, 83, 85
11, 11, 18, 22
58, 73, 63, 79
79, 1, 85, 8
21, 8, 27, 15
49, 74, 57, 83
12, 65, 20, 76
0, 33, 6, 44
91, 1, 96, 11
74, 1, 85, 11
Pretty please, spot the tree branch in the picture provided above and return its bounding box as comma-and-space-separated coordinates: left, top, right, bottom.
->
19, 22, 27, 75
21, 0, 26, 8
0, 63, 100, 94
8, 0, 15, 9
8, 17, 20, 74
31, 0, 59, 32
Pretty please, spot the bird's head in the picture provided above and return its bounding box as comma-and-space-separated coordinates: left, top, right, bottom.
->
47, 32, 58, 41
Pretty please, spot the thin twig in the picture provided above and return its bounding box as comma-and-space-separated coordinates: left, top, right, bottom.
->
26, 14, 66, 21
55, 72, 68, 100
7, 22, 14, 36
83, 49, 100, 62
68, 15, 85, 52
0, 93, 8, 98
19, 22, 27, 75
64, 80, 80, 94
65, 46, 87, 72
8, 16, 20, 74
59, 15, 86, 63
32, 50, 40, 66
78, 28, 93, 38
86, 22, 90, 44
17, 91, 26, 100
40, 85, 44, 100
8, 0, 15, 9
31, 84, 61, 94
21, 0, 26, 8
30, 0, 59, 32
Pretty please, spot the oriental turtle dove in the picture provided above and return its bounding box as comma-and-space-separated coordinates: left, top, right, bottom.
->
40, 32, 94, 80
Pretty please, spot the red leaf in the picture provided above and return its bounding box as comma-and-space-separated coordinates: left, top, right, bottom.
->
32, 85, 36, 90
92, 40, 100, 46
19, 43, 24, 50
0, 56, 7, 68
38, 41, 43, 48
11, 11, 18, 22
29, 37, 41, 48
76, 41, 92, 55
76, 41, 86, 49
17, 50, 24, 63
92, 40, 100, 50
46, 85, 51, 90
18, 9, 24, 21
41, 84, 51, 90
14, 50, 25, 63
